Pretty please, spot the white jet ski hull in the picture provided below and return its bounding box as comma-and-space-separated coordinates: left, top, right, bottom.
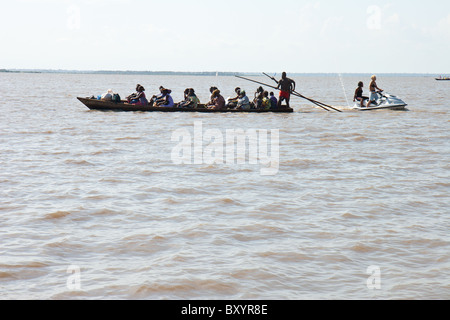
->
353, 92, 407, 111
353, 104, 407, 111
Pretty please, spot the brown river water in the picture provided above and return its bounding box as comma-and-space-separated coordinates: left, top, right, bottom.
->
0, 73, 449, 299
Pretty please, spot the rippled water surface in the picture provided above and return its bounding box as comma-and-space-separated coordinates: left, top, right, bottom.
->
0, 73, 449, 299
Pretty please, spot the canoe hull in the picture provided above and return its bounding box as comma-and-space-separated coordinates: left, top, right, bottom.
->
77, 97, 294, 113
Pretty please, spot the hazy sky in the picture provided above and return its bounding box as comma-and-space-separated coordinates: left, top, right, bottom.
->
1, 0, 449, 73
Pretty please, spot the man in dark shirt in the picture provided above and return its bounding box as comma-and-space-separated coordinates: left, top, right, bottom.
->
276, 72, 296, 108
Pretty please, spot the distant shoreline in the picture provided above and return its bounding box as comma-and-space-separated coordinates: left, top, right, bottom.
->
0, 69, 247, 76
0, 69, 445, 77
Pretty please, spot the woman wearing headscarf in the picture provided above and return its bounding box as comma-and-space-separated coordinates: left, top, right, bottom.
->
236, 90, 251, 110
206, 89, 226, 111
127, 84, 148, 106
154, 87, 175, 107
226, 87, 241, 108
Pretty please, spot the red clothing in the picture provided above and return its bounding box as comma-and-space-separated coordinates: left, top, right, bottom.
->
279, 90, 290, 99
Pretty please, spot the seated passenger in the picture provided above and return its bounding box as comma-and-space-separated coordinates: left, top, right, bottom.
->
178, 88, 191, 107
207, 86, 218, 105
235, 90, 251, 110
188, 88, 200, 108
127, 85, 148, 106
261, 91, 271, 110
269, 92, 278, 109
154, 87, 174, 107
206, 89, 226, 111
179, 88, 200, 108
151, 86, 164, 105
353, 81, 369, 108
253, 86, 264, 109
183, 88, 190, 101
226, 87, 241, 108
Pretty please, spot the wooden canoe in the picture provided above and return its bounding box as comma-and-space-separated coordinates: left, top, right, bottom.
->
77, 97, 294, 113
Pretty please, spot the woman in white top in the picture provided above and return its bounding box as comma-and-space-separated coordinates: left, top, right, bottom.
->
367, 75, 383, 108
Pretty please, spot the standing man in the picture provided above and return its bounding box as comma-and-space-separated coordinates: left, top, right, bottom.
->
276, 72, 296, 108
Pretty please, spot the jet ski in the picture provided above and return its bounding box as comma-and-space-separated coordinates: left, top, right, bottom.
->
353, 92, 407, 111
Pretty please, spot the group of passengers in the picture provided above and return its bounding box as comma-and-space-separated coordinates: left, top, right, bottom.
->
252, 86, 279, 110
98, 72, 299, 110
120, 84, 284, 111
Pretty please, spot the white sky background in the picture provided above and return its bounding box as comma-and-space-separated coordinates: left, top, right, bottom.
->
1, 0, 449, 73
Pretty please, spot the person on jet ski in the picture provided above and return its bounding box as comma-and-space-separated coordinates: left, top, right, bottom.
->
353, 81, 369, 108
367, 75, 383, 108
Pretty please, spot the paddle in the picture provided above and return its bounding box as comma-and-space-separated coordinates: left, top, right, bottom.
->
263, 72, 342, 112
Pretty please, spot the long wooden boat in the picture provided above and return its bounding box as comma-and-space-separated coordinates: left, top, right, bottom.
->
435, 78, 450, 81
77, 97, 294, 113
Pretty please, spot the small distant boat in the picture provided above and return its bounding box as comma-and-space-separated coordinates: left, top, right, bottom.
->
353, 92, 407, 111
436, 76, 450, 81
77, 97, 294, 113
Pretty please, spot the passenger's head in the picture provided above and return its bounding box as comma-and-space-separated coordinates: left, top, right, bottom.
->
282, 72, 287, 79
210, 86, 218, 93
239, 90, 246, 97
358, 81, 364, 87
138, 85, 145, 92
235, 87, 241, 94
264, 91, 269, 97
212, 89, 221, 97
257, 86, 264, 93
188, 88, 195, 96
270, 92, 274, 96
136, 84, 142, 91
371, 75, 377, 81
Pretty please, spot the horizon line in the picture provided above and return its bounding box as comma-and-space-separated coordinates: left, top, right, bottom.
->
0, 68, 446, 76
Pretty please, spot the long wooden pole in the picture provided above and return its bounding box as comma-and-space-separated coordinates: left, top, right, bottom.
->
262, 73, 342, 112
235, 75, 334, 112
262, 73, 330, 112
236, 75, 342, 112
